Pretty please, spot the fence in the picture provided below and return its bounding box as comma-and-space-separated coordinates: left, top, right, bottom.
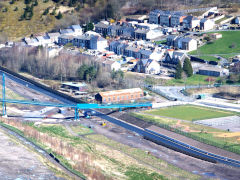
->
139, 115, 240, 155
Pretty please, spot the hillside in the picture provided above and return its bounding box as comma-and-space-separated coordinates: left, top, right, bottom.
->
0, 0, 58, 40
0, 0, 240, 41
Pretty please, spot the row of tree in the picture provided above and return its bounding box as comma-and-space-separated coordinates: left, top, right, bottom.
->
0, 46, 128, 90
175, 58, 193, 79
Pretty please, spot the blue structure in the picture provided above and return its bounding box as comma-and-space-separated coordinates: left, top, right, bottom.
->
1, 73, 152, 120
2, 73, 5, 116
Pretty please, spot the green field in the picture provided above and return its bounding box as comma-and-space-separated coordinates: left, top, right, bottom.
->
165, 74, 220, 86
189, 31, 240, 56
155, 40, 167, 45
145, 105, 236, 121
197, 55, 219, 61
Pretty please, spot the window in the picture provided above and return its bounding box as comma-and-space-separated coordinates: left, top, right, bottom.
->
103, 98, 106, 102
113, 96, 116, 101
122, 96, 124, 100
126, 95, 128, 100
135, 94, 138, 98
117, 96, 120, 101
131, 94, 133, 99
108, 97, 111, 101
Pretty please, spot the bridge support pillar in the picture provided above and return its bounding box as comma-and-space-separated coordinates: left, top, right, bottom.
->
74, 108, 79, 121
2, 73, 6, 116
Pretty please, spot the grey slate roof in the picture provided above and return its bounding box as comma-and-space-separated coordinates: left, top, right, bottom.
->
95, 22, 109, 29
134, 28, 149, 34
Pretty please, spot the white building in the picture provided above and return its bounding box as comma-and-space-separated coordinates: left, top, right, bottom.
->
35, 36, 51, 47
134, 59, 161, 74
24, 37, 40, 46
96, 37, 108, 51
200, 18, 215, 31
150, 48, 166, 61
100, 59, 121, 71
70, 24, 83, 36
46, 32, 61, 43
181, 38, 197, 51
183, 16, 200, 29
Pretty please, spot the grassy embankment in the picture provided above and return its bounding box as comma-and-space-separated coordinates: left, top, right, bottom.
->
0, 121, 200, 180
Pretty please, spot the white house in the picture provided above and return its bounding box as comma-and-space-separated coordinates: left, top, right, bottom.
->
100, 59, 121, 71
35, 36, 51, 47
134, 59, 161, 74
70, 24, 83, 36
183, 16, 200, 29
46, 32, 61, 43
150, 48, 166, 61
200, 18, 215, 31
96, 37, 108, 51
147, 29, 163, 40
24, 37, 40, 46
181, 37, 197, 51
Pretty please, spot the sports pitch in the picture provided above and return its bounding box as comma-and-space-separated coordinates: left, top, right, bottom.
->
145, 105, 237, 121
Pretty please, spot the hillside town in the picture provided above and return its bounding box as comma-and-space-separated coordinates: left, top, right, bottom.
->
0, 1, 240, 179
1, 6, 239, 82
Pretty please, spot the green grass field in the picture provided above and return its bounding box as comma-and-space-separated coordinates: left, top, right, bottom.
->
197, 55, 219, 61
189, 31, 240, 56
154, 40, 167, 45
165, 74, 220, 86
145, 105, 236, 121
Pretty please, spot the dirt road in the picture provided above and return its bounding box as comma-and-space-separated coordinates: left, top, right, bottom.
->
0, 128, 67, 180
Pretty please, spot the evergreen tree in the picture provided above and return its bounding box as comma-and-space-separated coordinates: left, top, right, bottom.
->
24, 0, 31, 4
33, 0, 38, 6
56, 11, 63, 19
183, 58, 193, 77
105, 3, 114, 18
175, 61, 183, 79
43, 8, 49, 15
77, 64, 89, 80
87, 22, 94, 31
